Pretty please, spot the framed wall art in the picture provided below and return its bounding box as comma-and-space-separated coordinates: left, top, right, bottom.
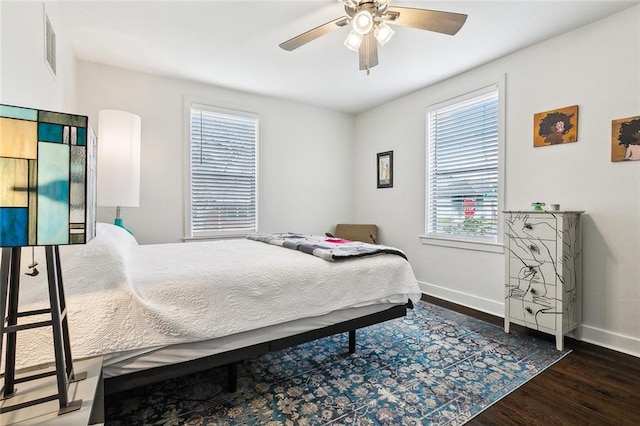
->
377, 150, 393, 189
611, 115, 640, 162
533, 105, 579, 147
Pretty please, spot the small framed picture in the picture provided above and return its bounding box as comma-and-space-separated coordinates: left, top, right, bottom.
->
533, 105, 579, 147
377, 151, 393, 189
611, 115, 640, 162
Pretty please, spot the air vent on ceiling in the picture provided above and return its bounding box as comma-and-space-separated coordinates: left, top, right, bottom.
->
45, 11, 57, 76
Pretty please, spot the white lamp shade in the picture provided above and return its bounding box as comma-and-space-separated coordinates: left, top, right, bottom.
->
374, 22, 395, 46
344, 30, 364, 51
353, 10, 373, 35
97, 110, 141, 207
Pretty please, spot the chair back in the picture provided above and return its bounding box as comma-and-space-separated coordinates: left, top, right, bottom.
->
333, 224, 378, 244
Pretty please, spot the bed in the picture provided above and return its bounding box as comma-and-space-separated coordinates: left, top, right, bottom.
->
6, 223, 422, 394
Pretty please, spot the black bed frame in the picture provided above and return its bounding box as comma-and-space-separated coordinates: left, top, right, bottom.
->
104, 303, 410, 395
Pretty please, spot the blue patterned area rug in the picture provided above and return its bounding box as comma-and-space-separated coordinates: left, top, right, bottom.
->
104, 301, 569, 425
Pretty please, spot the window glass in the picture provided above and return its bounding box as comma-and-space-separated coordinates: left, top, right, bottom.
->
188, 104, 258, 238
426, 87, 500, 243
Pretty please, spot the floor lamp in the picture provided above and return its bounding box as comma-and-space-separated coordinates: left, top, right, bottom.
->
97, 110, 141, 232
0, 104, 97, 415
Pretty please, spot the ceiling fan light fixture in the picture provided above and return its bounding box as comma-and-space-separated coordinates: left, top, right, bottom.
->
374, 22, 395, 46
344, 30, 364, 51
353, 10, 374, 35
280, 2, 468, 73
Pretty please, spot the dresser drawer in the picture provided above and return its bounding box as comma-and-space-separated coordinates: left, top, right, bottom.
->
506, 216, 557, 241
507, 278, 556, 300
508, 296, 556, 331
508, 257, 557, 285
508, 237, 556, 262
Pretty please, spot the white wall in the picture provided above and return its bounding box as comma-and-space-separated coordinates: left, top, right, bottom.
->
0, 1, 77, 111
3, 1, 638, 357
355, 6, 640, 356
76, 61, 356, 244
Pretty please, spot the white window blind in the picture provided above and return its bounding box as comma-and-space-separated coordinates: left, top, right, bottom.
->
426, 88, 499, 242
189, 104, 257, 237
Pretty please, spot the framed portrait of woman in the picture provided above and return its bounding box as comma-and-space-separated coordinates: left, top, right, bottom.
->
533, 105, 579, 147
377, 151, 393, 189
611, 115, 640, 162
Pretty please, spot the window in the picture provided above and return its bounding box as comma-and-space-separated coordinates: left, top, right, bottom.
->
425, 83, 502, 249
187, 103, 258, 238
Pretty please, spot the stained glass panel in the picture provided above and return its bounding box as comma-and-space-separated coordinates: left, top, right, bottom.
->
28, 160, 37, 245
70, 146, 86, 224
0, 105, 37, 121
37, 142, 70, 245
0, 207, 28, 246
0, 117, 38, 159
77, 127, 86, 146
0, 158, 28, 207
38, 110, 87, 128
38, 122, 64, 143
0, 104, 96, 247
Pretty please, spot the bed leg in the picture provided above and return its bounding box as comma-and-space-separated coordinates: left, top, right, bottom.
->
227, 363, 237, 393
348, 330, 356, 354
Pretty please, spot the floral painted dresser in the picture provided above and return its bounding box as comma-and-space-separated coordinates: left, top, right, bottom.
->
503, 211, 583, 350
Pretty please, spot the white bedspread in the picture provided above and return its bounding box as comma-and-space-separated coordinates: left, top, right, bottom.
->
8, 223, 421, 370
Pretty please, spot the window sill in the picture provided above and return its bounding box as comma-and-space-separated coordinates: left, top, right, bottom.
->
419, 235, 504, 253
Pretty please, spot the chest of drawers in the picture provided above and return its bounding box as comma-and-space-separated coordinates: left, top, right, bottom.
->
503, 211, 583, 350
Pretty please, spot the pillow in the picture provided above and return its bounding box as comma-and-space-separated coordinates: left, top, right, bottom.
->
18, 223, 136, 274
95, 222, 139, 251
18, 222, 135, 305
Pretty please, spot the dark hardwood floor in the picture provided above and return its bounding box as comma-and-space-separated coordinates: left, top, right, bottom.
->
422, 295, 640, 425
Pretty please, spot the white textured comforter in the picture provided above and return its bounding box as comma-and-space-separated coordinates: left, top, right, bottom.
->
9, 223, 421, 370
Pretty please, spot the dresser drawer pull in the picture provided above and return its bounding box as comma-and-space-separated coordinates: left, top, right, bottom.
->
525, 306, 533, 314
523, 223, 533, 230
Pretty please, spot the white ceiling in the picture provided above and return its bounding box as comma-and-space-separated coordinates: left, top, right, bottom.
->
57, 0, 638, 114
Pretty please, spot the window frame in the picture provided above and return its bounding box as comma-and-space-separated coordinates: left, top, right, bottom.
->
183, 97, 259, 240
420, 76, 505, 253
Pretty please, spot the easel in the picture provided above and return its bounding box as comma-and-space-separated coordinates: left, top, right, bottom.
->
0, 246, 86, 415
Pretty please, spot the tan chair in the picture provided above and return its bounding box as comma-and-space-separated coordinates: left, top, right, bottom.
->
326, 224, 378, 244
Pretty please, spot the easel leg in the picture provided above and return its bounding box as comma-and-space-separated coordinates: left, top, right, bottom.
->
1, 247, 21, 399
45, 246, 84, 414
53, 247, 85, 383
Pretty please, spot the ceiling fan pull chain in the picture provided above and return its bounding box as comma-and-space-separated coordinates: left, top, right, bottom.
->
366, 36, 371, 76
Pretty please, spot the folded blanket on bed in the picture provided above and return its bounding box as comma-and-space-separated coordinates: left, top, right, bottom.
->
247, 233, 407, 261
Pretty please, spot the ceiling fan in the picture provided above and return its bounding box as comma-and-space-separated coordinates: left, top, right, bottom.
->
279, 0, 467, 74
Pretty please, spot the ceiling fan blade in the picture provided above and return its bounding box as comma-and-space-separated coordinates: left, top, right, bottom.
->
280, 17, 349, 51
359, 32, 378, 71
386, 7, 467, 35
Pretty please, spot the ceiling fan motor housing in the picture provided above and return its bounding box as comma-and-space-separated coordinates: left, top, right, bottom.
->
345, 0, 390, 32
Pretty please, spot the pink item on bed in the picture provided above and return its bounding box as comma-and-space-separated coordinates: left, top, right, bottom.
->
325, 238, 350, 243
